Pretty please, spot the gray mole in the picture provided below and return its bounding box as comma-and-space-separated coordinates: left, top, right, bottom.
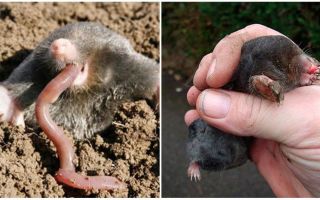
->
188, 119, 249, 171
3, 22, 159, 139
187, 35, 320, 177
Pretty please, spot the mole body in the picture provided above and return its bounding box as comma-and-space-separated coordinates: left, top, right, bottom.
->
187, 35, 320, 180
0, 22, 159, 139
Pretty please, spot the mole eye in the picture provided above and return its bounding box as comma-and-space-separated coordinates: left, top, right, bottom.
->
81, 66, 85, 72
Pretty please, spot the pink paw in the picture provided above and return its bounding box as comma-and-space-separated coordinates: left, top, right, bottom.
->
187, 162, 201, 182
0, 86, 25, 127
300, 73, 317, 86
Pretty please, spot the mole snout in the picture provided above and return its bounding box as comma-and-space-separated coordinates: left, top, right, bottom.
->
50, 38, 78, 64
50, 38, 88, 86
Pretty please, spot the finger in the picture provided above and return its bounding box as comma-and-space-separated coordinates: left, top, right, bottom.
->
195, 87, 320, 143
184, 109, 200, 126
206, 24, 282, 88
251, 139, 312, 197
187, 86, 201, 106
193, 53, 213, 90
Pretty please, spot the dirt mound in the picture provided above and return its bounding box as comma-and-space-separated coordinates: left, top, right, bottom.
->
0, 2, 159, 198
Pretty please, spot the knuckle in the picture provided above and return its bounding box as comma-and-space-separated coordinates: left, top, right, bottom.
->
199, 53, 212, 67
244, 23, 266, 31
193, 54, 213, 89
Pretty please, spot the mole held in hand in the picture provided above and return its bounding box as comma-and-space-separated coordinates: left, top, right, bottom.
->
187, 35, 320, 181
0, 22, 159, 190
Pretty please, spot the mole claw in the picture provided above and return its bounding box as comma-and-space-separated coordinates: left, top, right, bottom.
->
194, 173, 201, 182
250, 75, 284, 103
187, 162, 201, 182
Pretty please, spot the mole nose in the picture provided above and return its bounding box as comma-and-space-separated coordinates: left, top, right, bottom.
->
50, 38, 78, 62
50, 38, 72, 58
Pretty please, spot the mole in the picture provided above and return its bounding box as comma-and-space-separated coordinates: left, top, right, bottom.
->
187, 35, 320, 181
0, 22, 159, 190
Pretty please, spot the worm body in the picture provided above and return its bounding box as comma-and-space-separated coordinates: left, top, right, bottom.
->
35, 64, 126, 190
55, 169, 126, 190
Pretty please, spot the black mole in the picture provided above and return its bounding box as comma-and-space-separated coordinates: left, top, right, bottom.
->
187, 35, 320, 181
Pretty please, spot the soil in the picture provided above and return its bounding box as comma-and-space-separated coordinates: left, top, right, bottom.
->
0, 2, 159, 198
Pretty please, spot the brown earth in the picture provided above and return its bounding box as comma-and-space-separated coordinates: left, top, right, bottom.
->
0, 2, 159, 198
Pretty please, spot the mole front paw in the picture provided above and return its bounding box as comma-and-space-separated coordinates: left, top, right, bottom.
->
249, 75, 284, 103
0, 86, 25, 127
300, 73, 318, 86
300, 64, 320, 86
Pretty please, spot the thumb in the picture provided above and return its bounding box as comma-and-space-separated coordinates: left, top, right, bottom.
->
195, 88, 317, 143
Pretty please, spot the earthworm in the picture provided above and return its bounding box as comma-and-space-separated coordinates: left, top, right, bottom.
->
35, 63, 126, 190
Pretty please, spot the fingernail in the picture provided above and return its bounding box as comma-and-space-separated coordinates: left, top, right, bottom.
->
206, 57, 216, 80
199, 90, 230, 118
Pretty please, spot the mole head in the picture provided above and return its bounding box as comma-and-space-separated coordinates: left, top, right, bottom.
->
49, 38, 91, 88
187, 119, 249, 171
33, 22, 137, 92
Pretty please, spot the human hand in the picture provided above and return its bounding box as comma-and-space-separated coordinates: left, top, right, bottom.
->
185, 24, 320, 197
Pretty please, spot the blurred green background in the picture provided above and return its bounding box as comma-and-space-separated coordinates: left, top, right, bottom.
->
162, 2, 320, 79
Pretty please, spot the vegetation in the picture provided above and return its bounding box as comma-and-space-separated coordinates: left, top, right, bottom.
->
163, 3, 320, 77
